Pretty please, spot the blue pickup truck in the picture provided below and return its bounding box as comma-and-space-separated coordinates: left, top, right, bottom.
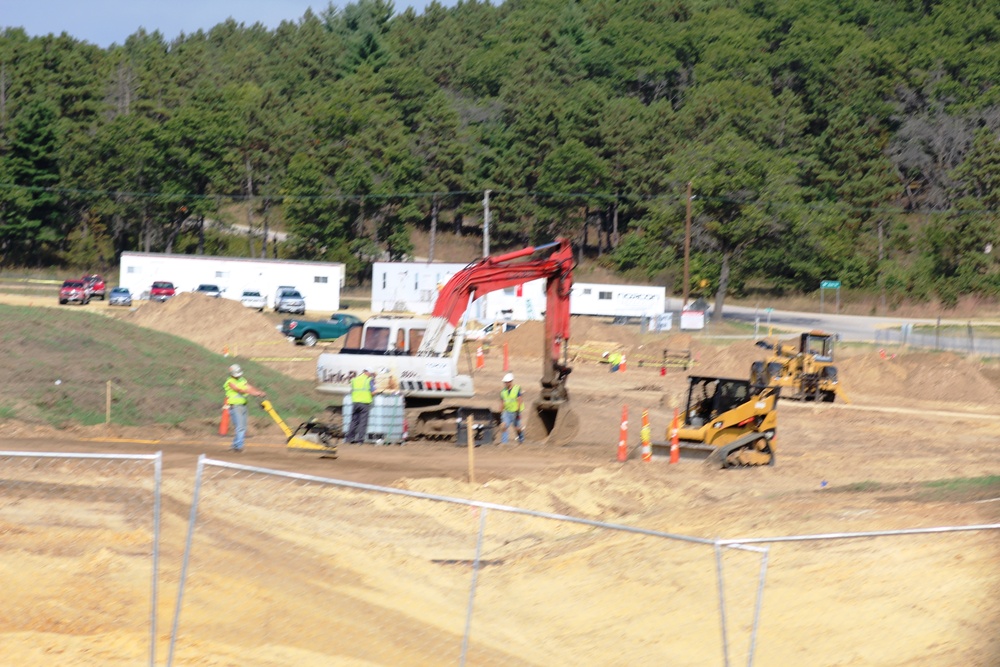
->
281, 313, 363, 346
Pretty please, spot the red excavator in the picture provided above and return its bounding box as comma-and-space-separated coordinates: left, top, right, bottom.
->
316, 238, 579, 445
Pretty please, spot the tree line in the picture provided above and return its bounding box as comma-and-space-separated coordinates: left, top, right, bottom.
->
0, 0, 997, 311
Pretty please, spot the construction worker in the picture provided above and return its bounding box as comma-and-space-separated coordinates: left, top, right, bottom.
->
224, 364, 266, 453
607, 350, 622, 373
347, 369, 376, 444
499, 372, 525, 444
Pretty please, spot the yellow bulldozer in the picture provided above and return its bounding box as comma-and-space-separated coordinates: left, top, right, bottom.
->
750, 330, 848, 403
652, 375, 779, 468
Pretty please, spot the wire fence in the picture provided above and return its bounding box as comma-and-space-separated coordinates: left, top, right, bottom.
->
875, 323, 1000, 356
0, 451, 162, 666
0, 451, 997, 666
166, 458, 1000, 667
167, 458, 770, 667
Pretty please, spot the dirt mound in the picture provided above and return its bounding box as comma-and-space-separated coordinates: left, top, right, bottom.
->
837, 351, 1000, 403
690, 339, 763, 378
123, 293, 286, 353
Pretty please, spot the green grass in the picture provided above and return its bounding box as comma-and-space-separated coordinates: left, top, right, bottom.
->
824, 476, 1000, 504
917, 476, 1000, 502
0, 304, 328, 428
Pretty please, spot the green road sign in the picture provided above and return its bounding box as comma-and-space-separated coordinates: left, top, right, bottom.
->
820, 280, 841, 289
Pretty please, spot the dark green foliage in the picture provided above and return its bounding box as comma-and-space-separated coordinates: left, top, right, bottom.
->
0, 0, 997, 304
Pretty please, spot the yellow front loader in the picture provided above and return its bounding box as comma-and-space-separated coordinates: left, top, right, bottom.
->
751, 330, 849, 402
260, 399, 339, 458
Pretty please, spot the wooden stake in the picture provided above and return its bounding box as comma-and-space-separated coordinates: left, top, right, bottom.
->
466, 414, 476, 484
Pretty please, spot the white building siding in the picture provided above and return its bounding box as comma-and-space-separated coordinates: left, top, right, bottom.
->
119, 252, 344, 312
570, 283, 666, 317
370, 262, 666, 322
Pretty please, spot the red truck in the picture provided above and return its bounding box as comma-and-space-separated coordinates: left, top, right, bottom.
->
82, 274, 106, 300
150, 281, 176, 302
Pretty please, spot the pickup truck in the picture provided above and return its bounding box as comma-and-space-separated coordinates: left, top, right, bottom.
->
281, 313, 363, 346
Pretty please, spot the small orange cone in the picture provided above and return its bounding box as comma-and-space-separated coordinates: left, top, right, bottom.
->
475, 345, 485, 369
219, 405, 230, 436
620, 355, 627, 373
502, 342, 510, 372
616, 405, 629, 462
640, 410, 652, 462
669, 408, 680, 464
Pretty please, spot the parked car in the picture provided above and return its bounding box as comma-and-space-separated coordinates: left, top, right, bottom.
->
81, 274, 106, 300
194, 284, 223, 298
281, 313, 363, 346
274, 287, 305, 314
150, 281, 176, 302
107, 286, 133, 307
464, 321, 519, 342
240, 289, 267, 312
59, 279, 90, 305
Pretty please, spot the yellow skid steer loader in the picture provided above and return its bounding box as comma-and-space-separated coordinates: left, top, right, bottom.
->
653, 376, 779, 468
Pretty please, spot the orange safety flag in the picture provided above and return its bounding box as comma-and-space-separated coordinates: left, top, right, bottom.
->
616, 405, 629, 462
219, 405, 230, 436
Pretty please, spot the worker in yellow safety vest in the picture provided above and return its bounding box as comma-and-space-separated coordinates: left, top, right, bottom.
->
606, 350, 622, 372
499, 372, 525, 444
346, 369, 377, 444
224, 363, 266, 452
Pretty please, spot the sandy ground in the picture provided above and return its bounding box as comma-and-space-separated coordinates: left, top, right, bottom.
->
1, 293, 999, 665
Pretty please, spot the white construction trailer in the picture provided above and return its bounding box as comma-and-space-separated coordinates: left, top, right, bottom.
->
371, 261, 666, 322
370, 261, 547, 322
570, 283, 666, 318
119, 252, 345, 313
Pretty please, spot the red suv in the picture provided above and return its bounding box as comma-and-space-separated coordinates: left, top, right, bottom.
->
150, 281, 176, 302
59, 279, 90, 305
82, 274, 106, 300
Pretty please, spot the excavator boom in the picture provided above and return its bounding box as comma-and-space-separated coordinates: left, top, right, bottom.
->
423, 238, 577, 445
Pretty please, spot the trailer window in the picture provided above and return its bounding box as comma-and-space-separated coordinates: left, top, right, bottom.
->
409, 329, 424, 352
342, 324, 363, 350
599, 291, 612, 300
363, 327, 389, 351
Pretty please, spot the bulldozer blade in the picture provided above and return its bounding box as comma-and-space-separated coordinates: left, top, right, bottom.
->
526, 401, 580, 446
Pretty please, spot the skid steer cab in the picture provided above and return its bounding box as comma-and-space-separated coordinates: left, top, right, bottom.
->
654, 376, 779, 468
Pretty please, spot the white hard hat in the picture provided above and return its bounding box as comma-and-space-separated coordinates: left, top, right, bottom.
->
229, 364, 243, 378
602, 351, 609, 358
503, 373, 514, 382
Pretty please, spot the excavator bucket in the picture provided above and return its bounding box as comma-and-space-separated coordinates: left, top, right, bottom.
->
526, 400, 580, 446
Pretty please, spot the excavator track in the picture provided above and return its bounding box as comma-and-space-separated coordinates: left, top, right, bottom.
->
704, 434, 775, 468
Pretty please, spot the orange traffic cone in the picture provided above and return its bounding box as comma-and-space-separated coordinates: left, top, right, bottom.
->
476, 345, 485, 369
620, 355, 627, 373
669, 408, 680, 464
219, 405, 230, 436
502, 342, 510, 372
640, 409, 652, 462
616, 405, 629, 462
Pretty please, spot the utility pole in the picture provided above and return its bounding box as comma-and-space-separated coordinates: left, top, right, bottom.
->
682, 181, 693, 309
483, 190, 491, 257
